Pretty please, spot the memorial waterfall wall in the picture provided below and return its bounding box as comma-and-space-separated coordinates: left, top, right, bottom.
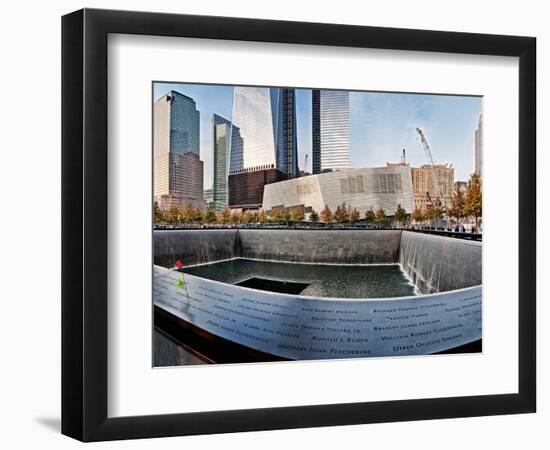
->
153, 229, 482, 293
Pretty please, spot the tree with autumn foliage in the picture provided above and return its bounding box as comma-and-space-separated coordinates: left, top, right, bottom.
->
334, 203, 350, 223
465, 174, 482, 229
241, 211, 254, 224
425, 199, 444, 223
350, 208, 360, 224
320, 204, 333, 223
364, 207, 376, 224
204, 207, 217, 224
374, 207, 389, 226
167, 206, 180, 224
219, 208, 232, 224
309, 209, 320, 222
448, 187, 466, 223
411, 207, 425, 224
258, 210, 267, 224
180, 203, 196, 223
153, 201, 165, 223
281, 209, 291, 222
230, 211, 242, 224
291, 206, 305, 222
269, 208, 283, 223
394, 204, 408, 227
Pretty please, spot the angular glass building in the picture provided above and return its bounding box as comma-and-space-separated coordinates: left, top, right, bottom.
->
153, 90, 203, 210
228, 86, 299, 209
312, 90, 350, 174
229, 87, 298, 177
272, 88, 299, 178
154, 90, 200, 157
212, 114, 232, 212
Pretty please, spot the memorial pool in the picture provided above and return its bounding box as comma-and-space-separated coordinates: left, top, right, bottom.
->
153, 230, 483, 364
181, 258, 417, 298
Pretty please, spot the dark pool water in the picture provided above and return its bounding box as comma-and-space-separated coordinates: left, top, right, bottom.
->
181, 258, 417, 298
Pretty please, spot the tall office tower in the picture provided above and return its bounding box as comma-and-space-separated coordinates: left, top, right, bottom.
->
212, 114, 232, 212
154, 90, 200, 157
312, 89, 350, 174
474, 113, 483, 178
153, 90, 204, 211
229, 87, 276, 174
229, 87, 298, 176
228, 87, 297, 210
273, 88, 299, 178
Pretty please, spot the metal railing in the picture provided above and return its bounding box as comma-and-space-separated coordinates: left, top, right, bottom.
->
153, 223, 482, 241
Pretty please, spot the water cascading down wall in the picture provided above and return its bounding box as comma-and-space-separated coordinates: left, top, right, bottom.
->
153, 229, 482, 294
153, 229, 482, 360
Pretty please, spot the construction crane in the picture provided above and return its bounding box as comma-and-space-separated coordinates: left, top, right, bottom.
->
416, 128, 444, 206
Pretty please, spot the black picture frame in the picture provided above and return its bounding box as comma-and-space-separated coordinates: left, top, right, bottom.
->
61, 8, 536, 442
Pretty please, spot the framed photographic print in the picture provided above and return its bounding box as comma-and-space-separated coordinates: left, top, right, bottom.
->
61, 8, 536, 442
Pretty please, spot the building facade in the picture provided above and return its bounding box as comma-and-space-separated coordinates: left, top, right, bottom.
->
454, 181, 468, 194
153, 90, 204, 211
312, 90, 350, 174
154, 152, 204, 211
229, 168, 286, 211
154, 90, 200, 157
203, 188, 214, 210
212, 114, 232, 212
273, 88, 299, 178
262, 166, 414, 217
228, 86, 298, 209
410, 164, 454, 211
229, 86, 298, 176
475, 113, 483, 178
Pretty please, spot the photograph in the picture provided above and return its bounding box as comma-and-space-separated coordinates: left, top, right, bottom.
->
0, 0, 542, 446
152, 82, 483, 366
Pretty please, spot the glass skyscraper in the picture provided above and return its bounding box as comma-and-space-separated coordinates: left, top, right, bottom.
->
212, 114, 232, 212
153, 90, 203, 210
474, 113, 483, 178
273, 88, 299, 178
154, 90, 200, 158
229, 87, 298, 178
312, 89, 350, 174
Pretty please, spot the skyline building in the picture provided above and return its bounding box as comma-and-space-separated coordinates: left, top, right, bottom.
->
203, 188, 215, 210
153, 90, 204, 211
410, 164, 454, 211
454, 180, 468, 194
312, 90, 350, 174
229, 87, 299, 176
212, 114, 232, 212
475, 113, 483, 178
228, 87, 299, 210
273, 88, 299, 178
154, 90, 200, 157
386, 156, 455, 211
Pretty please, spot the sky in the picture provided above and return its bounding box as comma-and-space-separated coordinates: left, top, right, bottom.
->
154, 83, 482, 188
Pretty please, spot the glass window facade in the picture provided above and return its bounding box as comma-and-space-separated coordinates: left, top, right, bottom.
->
153, 90, 203, 210
229, 87, 298, 177
168, 91, 200, 156
230, 87, 277, 173
274, 88, 299, 178
212, 114, 232, 212
312, 89, 350, 173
